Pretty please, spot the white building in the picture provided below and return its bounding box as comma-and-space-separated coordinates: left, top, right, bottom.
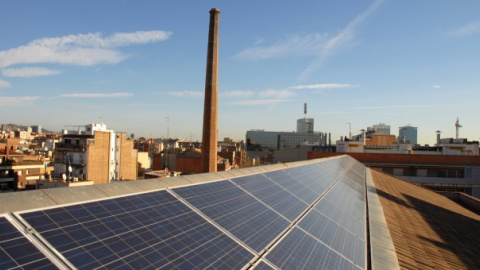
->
368, 123, 391, 135
297, 118, 314, 133
247, 130, 327, 150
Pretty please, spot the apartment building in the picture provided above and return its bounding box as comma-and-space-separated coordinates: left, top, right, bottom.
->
54, 124, 137, 184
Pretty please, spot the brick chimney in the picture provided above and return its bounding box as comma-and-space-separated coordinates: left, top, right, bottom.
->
201, 8, 220, 173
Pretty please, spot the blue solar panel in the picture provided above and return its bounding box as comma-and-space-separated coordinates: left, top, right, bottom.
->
0, 216, 56, 269
265, 228, 359, 270
253, 260, 276, 269
263, 170, 319, 204
5, 156, 368, 270
232, 174, 308, 221
174, 180, 291, 252
20, 190, 254, 269
298, 209, 364, 266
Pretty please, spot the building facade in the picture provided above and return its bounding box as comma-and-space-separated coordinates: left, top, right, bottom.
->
399, 125, 418, 145
296, 118, 314, 133
368, 123, 391, 135
54, 124, 137, 184
247, 130, 327, 150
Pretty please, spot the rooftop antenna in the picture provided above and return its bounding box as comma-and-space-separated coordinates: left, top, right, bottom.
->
304, 102, 307, 118
164, 116, 170, 169
346, 122, 352, 140
455, 117, 462, 139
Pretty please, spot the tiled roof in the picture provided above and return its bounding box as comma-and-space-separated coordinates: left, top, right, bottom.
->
370, 169, 480, 269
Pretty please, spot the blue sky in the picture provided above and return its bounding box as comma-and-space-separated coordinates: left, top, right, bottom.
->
1, 0, 479, 145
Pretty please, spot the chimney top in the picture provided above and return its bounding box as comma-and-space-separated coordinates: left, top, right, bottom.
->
210, 8, 220, 14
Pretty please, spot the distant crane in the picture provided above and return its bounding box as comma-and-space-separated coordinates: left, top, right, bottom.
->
455, 117, 462, 139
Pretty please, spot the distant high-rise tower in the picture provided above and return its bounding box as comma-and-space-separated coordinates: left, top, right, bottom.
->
297, 118, 314, 133
399, 125, 418, 145
297, 103, 314, 133
31, 125, 42, 134
201, 8, 220, 173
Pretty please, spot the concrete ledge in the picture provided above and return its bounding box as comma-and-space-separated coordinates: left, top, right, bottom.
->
0, 156, 347, 214
438, 191, 480, 214
366, 168, 400, 270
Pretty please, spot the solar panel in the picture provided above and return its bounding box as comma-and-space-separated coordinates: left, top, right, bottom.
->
253, 260, 276, 269
3, 155, 368, 269
265, 228, 359, 270
19, 190, 254, 269
0, 216, 56, 269
232, 174, 308, 221
263, 170, 319, 204
173, 180, 291, 252
298, 209, 364, 266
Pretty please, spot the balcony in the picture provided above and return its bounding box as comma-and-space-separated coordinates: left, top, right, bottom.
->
55, 158, 85, 166
55, 143, 86, 152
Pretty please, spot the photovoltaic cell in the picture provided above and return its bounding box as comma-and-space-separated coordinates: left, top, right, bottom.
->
253, 260, 276, 270
265, 228, 359, 270
6, 155, 367, 270
263, 157, 367, 269
0, 216, 56, 269
20, 190, 253, 269
263, 170, 319, 204
298, 209, 364, 266
232, 174, 308, 221
174, 180, 290, 252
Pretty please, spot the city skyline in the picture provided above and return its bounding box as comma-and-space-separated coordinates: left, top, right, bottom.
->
1, 1, 479, 144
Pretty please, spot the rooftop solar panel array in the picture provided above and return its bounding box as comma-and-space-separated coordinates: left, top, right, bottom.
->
0, 216, 57, 269
19, 190, 254, 269
1, 156, 367, 269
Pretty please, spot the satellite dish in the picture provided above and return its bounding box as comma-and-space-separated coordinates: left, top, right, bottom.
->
62, 174, 66, 181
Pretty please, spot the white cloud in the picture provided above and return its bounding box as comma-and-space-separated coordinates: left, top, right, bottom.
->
2, 67, 63, 77
432, 85, 441, 89
221, 90, 255, 97
0, 30, 172, 68
60, 92, 133, 98
290, 83, 352, 90
300, 0, 384, 80
226, 88, 295, 106
353, 104, 435, 110
233, 1, 383, 80
227, 99, 291, 106
448, 20, 480, 37
258, 89, 295, 98
234, 33, 326, 60
0, 79, 11, 89
164, 91, 203, 98
0, 96, 39, 106
253, 37, 265, 45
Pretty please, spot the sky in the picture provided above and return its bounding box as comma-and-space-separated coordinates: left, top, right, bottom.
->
1, 0, 479, 145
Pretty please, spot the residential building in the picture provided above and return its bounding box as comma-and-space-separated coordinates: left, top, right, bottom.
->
54, 123, 137, 184
31, 125, 42, 134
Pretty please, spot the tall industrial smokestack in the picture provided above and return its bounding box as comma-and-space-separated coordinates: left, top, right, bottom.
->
201, 8, 220, 173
